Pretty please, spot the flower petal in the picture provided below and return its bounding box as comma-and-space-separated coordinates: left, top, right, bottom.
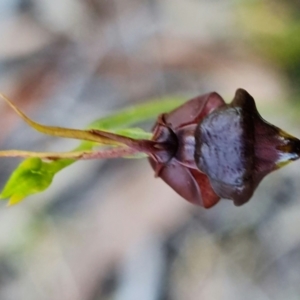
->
163, 92, 226, 129
149, 158, 220, 208
190, 169, 220, 208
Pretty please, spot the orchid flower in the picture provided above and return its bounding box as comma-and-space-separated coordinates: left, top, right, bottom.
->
0, 89, 299, 208
149, 89, 300, 208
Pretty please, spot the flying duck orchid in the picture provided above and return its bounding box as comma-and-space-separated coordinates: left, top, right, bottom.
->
0, 89, 299, 207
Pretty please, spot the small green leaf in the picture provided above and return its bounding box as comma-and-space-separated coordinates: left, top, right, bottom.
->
0, 158, 56, 205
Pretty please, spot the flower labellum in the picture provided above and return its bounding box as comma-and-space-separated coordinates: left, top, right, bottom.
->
149, 89, 300, 208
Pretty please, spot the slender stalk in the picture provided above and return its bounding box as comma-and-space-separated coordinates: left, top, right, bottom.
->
0, 147, 143, 160
0, 148, 143, 160
0, 93, 118, 145
89, 129, 156, 154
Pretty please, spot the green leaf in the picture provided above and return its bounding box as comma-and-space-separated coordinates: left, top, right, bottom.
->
0, 97, 184, 204
0, 158, 56, 205
87, 97, 184, 130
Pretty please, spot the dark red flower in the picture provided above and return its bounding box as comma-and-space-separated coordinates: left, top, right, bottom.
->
149, 89, 300, 208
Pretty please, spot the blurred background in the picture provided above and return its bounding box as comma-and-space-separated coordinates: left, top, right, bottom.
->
0, 0, 300, 299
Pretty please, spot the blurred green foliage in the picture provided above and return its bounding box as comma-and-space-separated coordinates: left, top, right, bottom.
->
236, 1, 300, 93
